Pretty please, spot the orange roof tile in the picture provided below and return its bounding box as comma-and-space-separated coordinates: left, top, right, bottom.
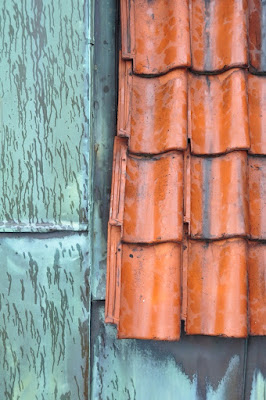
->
123, 152, 184, 243
248, 242, 266, 335
118, 242, 181, 340
187, 239, 248, 337
189, 70, 249, 155
121, 0, 191, 74
106, 0, 266, 340
249, 0, 266, 72
190, 151, 249, 239
190, 0, 248, 72
248, 74, 266, 154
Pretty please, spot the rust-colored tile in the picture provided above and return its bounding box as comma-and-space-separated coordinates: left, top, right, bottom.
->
121, 0, 190, 74
248, 74, 266, 155
117, 58, 132, 138
190, 0, 248, 71
249, 156, 266, 239
189, 69, 250, 155
190, 151, 249, 239
123, 152, 183, 243
248, 242, 266, 335
187, 239, 248, 337
249, 0, 266, 72
109, 137, 128, 226
118, 242, 181, 340
105, 224, 122, 325
130, 69, 187, 154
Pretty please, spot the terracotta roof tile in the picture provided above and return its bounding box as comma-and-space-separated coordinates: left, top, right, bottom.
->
121, 0, 191, 74
118, 242, 181, 340
249, 0, 266, 72
248, 74, 266, 154
249, 156, 266, 239
190, 0, 248, 72
106, 0, 266, 340
187, 239, 248, 337
190, 151, 249, 239
130, 69, 188, 154
189, 70, 250, 155
248, 242, 266, 335
123, 152, 184, 243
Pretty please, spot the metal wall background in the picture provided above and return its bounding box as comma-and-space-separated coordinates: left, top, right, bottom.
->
0, 0, 265, 399
0, 0, 92, 398
90, 1, 266, 400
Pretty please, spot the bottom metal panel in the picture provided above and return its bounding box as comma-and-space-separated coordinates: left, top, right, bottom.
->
91, 302, 246, 400
0, 233, 89, 400
245, 337, 266, 400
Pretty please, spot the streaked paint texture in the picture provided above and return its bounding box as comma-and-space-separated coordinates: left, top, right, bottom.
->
0, 0, 90, 231
0, 234, 89, 399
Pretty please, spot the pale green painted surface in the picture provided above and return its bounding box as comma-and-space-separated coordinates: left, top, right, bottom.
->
250, 370, 266, 400
90, 303, 247, 400
0, 234, 89, 399
0, 0, 91, 231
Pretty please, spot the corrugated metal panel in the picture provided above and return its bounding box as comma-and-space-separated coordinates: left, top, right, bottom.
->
0, 0, 90, 231
0, 233, 89, 399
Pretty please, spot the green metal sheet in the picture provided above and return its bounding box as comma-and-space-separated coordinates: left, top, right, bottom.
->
244, 337, 266, 400
0, 233, 89, 399
90, 302, 247, 400
0, 0, 91, 231
91, 0, 117, 300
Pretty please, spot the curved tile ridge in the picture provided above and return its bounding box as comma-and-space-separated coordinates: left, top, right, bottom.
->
248, 74, 266, 154
190, 151, 249, 239
187, 238, 248, 337
121, 0, 191, 74
248, 241, 266, 335
190, 0, 248, 72
249, 0, 266, 73
189, 69, 250, 155
118, 242, 181, 340
117, 58, 188, 153
123, 152, 184, 243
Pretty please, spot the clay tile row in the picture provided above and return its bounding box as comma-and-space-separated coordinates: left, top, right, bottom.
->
106, 237, 266, 339
109, 137, 184, 244
118, 61, 266, 156
190, 152, 266, 240
121, 0, 266, 74
109, 139, 266, 244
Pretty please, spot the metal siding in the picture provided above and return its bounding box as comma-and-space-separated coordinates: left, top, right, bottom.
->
91, 0, 117, 300
0, 233, 89, 399
91, 302, 247, 400
0, 0, 90, 231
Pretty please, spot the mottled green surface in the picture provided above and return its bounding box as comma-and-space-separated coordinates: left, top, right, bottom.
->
0, 234, 89, 399
0, 0, 90, 231
91, 303, 247, 400
91, 0, 117, 299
